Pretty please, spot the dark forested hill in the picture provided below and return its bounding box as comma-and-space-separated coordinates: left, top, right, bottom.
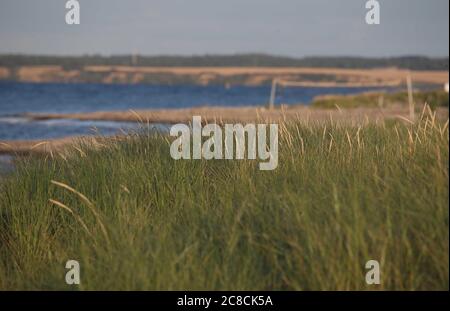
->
0, 54, 448, 70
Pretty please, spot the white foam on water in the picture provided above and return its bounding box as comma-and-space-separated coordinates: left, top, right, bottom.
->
0, 117, 30, 124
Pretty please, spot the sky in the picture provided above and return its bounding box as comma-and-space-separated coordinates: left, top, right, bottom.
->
0, 0, 448, 57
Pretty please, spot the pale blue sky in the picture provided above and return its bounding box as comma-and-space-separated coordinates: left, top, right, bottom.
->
0, 0, 448, 57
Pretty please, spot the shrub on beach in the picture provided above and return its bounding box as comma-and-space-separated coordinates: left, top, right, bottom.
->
312, 90, 449, 109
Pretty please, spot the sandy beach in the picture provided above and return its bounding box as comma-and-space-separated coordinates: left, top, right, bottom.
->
25, 105, 449, 124
2, 65, 448, 86
2, 105, 447, 155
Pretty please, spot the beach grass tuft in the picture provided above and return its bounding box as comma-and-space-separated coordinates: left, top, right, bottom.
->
0, 112, 448, 290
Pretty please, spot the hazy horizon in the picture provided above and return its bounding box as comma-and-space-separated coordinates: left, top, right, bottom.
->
0, 0, 448, 58
0, 53, 449, 59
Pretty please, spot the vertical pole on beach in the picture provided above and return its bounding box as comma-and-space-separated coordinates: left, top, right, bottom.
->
131, 53, 138, 66
269, 78, 277, 110
407, 74, 415, 121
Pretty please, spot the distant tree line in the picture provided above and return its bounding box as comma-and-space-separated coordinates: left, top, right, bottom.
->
0, 54, 448, 71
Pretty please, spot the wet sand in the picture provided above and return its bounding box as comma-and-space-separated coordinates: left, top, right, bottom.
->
0, 136, 117, 156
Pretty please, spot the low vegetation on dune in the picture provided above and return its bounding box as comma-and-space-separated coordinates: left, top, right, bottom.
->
312, 90, 449, 110
1, 54, 448, 70
0, 112, 448, 290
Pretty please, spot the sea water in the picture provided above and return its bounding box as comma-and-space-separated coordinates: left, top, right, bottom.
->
0, 81, 389, 141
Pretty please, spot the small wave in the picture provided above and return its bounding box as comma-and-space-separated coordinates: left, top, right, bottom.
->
0, 116, 30, 124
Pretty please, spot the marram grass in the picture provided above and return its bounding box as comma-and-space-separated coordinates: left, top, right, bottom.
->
0, 115, 448, 290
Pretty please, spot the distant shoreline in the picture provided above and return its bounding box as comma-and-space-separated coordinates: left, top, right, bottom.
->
0, 65, 448, 86
1, 54, 448, 70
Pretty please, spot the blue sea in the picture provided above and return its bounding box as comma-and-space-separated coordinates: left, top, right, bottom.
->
0, 81, 389, 141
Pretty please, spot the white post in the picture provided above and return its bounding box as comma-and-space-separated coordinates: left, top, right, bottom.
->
407, 74, 414, 121
269, 79, 278, 110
